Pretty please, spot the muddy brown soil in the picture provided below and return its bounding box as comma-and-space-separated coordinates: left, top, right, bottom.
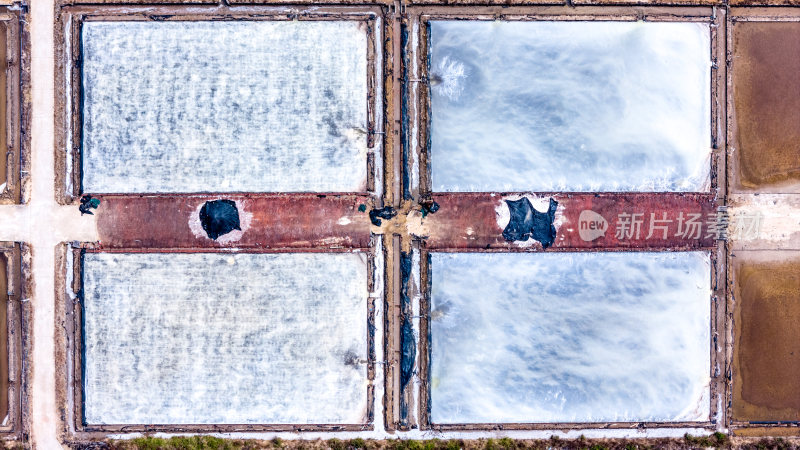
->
733, 254, 800, 422
732, 22, 800, 191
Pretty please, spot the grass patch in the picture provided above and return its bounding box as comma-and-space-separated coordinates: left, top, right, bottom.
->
104, 433, 800, 450
684, 432, 730, 449
112, 436, 249, 450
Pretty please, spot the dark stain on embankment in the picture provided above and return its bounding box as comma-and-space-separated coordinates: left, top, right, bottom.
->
369, 206, 397, 226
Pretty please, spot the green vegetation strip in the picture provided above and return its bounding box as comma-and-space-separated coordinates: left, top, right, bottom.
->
100, 433, 800, 450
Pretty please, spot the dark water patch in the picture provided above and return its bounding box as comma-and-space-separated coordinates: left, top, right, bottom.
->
502, 197, 558, 248
199, 199, 241, 240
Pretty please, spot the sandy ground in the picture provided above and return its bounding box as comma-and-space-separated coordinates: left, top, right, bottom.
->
0, 0, 98, 447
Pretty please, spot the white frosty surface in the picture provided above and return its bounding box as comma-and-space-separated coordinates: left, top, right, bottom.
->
81, 21, 368, 193
430, 251, 710, 423
82, 252, 369, 425
429, 21, 711, 192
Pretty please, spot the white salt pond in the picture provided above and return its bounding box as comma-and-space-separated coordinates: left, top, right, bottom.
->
429, 21, 711, 192
81, 21, 369, 193
81, 252, 369, 425
429, 251, 711, 424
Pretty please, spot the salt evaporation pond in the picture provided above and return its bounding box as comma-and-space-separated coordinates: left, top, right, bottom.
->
81, 21, 369, 193
429, 21, 711, 192
81, 252, 369, 425
429, 251, 710, 423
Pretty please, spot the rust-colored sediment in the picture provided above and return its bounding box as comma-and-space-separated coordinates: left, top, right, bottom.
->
733, 254, 800, 422
732, 22, 800, 191
94, 194, 374, 251
422, 193, 716, 251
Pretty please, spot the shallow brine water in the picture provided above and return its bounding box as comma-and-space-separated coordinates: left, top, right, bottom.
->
430, 251, 711, 423
429, 21, 711, 193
